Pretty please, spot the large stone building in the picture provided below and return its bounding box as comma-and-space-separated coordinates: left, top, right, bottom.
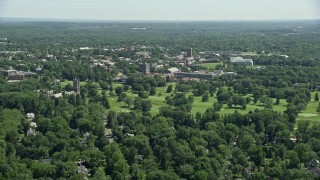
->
230, 57, 253, 66
139, 63, 150, 75
1, 66, 35, 80
174, 70, 235, 80
174, 71, 215, 80
186, 48, 192, 58
73, 76, 80, 94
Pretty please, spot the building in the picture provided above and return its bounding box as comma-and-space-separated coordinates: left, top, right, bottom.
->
73, 76, 80, 94
0, 37, 8, 42
1, 66, 17, 76
166, 67, 180, 74
53, 93, 63, 99
200, 57, 221, 63
230, 57, 253, 66
2, 66, 36, 81
26, 113, 35, 121
36, 66, 42, 74
139, 63, 150, 75
8, 72, 25, 80
45, 90, 54, 98
181, 52, 187, 58
187, 48, 192, 57
175, 71, 215, 80
26, 112, 37, 136
115, 75, 128, 83
77, 161, 89, 175
27, 54, 36, 60
136, 51, 150, 59
45, 54, 54, 60
174, 70, 235, 80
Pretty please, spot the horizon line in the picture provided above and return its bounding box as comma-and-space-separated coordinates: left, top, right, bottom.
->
1, 17, 319, 23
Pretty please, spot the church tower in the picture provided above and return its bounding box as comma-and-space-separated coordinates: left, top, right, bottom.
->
73, 76, 80, 94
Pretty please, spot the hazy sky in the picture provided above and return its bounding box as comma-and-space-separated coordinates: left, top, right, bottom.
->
0, 0, 319, 20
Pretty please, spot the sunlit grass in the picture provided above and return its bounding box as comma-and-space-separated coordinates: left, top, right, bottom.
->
297, 91, 320, 122
199, 63, 222, 70
59, 81, 320, 123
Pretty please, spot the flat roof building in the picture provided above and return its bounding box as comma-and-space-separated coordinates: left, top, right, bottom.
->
175, 71, 215, 80
230, 57, 253, 66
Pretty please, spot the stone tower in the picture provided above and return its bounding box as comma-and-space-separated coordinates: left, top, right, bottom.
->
73, 76, 80, 94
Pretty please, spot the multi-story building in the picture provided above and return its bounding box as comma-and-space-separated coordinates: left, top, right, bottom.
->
230, 57, 253, 66
139, 63, 150, 75
187, 48, 192, 57
175, 71, 215, 80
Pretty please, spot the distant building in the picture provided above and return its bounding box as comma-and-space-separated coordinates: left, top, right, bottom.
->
45, 90, 54, 98
166, 67, 180, 74
8, 71, 35, 81
27, 54, 36, 60
125, 133, 135, 137
160, 53, 165, 60
73, 76, 80, 94
136, 51, 150, 59
181, 52, 187, 58
36, 66, 42, 74
27, 128, 37, 136
77, 161, 89, 175
187, 48, 192, 57
53, 93, 63, 99
175, 71, 215, 80
8, 72, 25, 80
1, 66, 17, 76
0, 37, 8, 42
26, 113, 35, 121
174, 60, 187, 66
26, 112, 38, 136
115, 75, 128, 83
1, 67, 35, 81
230, 57, 253, 66
45, 54, 54, 60
139, 63, 150, 75
200, 57, 221, 63
64, 91, 76, 96
174, 70, 235, 80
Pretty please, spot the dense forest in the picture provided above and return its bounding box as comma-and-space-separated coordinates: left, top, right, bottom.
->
0, 20, 320, 179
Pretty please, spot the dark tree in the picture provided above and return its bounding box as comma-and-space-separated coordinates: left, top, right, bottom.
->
167, 85, 173, 93
315, 92, 319, 101
202, 93, 209, 102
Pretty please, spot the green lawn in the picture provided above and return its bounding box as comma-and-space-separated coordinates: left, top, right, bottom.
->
296, 92, 320, 122
297, 102, 320, 122
107, 83, 175, 114
107, 86, 289, 116
199, 63, 222, 70
59, 80, 88, 87
59, 81, 320, 123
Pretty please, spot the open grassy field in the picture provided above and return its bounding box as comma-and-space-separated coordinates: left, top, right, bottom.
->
199, 63, 222, 70
59, 81, 320, 123
297, 91, 320, 122
106, 84, 289, 115
59, 80, 89, 87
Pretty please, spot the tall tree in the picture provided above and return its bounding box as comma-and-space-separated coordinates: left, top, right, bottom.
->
315, 92, 319, 101
167, 85, 173, 93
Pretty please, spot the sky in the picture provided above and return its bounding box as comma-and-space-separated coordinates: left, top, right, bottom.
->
0, 0, 319, 21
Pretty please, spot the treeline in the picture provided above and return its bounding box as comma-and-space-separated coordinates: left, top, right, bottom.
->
1, 97, 319, 179
1, 21, 320, 60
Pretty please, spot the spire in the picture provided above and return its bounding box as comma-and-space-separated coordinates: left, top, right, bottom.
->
73, 75, 80, 94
